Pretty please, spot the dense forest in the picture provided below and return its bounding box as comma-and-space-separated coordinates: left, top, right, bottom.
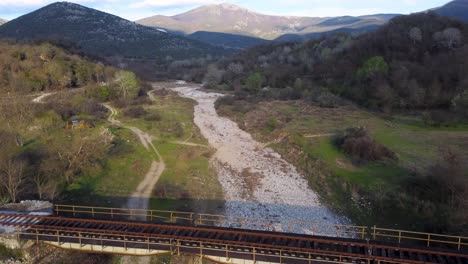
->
198, 13, 468, 120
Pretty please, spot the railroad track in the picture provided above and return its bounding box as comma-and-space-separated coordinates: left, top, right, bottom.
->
0, 213, 466, 264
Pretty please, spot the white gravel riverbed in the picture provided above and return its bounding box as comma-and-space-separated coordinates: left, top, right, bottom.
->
172, 85, 349, 234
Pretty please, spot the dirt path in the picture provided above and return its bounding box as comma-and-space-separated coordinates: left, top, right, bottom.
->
103, 104, 165, 214
172, 85, 348, 233
32, 92, 56, 103
304, 133, 336, 138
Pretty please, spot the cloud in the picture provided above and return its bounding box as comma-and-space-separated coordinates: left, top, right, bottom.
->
130, 0, 221, 8
0, 0, 97, 6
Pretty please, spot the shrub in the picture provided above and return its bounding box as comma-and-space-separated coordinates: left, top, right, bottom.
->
356, 56, 389, 80
174, 122, 184, 138
422, 111, 458, 127
452, 91, 468, 118
336, 127, 397, 163
214, 96, 235, 109
123, 106, 147, 118
108, 138, 133, 156
144, 112, 162, 122
266, 117, 279, 132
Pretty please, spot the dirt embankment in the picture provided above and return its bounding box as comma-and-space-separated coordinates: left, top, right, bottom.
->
172, 85, 348, 233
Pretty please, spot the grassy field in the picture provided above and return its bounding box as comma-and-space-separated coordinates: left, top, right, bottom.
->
116, 87, 223, 213
217, 99, 468, 230
62, 126, 154, 207
62, 86, 223, 214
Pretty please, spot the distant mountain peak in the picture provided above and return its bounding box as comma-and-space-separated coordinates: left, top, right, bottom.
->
214, 3, 245, 10
137, 3, 397, 40
182, 2, 251, 16
0, 1, 225, 60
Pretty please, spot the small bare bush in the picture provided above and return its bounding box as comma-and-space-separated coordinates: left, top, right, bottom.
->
336, 127, 397, 163
123, 106, 147, 118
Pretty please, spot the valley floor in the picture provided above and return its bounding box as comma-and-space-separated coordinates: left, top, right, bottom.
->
172, 85, 348, 232
216, 98, 468, 231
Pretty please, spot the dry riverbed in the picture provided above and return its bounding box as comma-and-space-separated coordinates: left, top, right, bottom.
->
172, 84, 348, 233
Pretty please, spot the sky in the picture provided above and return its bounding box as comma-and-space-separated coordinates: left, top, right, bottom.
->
0, 0, 450, 21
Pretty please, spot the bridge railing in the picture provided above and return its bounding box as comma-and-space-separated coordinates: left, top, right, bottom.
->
53, 204, 467, 251
196, 213, 367, 239
17, 227, 404, 264
372, 226, 468, 251
54, 204, 194, 223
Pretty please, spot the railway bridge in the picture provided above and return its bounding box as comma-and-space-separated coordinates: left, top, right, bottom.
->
0, 204, 467, 264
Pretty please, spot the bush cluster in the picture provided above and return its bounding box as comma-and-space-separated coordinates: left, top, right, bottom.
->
335, 127, 397, 163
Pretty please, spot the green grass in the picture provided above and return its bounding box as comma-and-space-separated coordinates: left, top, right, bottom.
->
61, 127, 154, 207
123, 93, 207, 145
217, 99, 468, 228
111, 90, 223, 213
154, 141, 221, 200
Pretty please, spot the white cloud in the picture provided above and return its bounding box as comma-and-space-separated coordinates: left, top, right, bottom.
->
130, 0, 221, 8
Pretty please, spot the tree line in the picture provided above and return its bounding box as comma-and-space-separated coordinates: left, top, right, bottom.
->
202, 13, 468, 120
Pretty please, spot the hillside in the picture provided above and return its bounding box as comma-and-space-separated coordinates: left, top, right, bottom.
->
0, 2, 226, 61
137, 3, 397, 40
434, 0, 468, 22
0, 19, 6, 25
274, 25, 380, 42
206, 13, 468, 118
0, 41, 120, 93
187, 31, 269, 49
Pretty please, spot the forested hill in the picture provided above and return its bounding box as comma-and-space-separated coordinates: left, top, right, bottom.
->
0, 2, 226, 61
207, 13, 468, 117
317, 13, 468, 111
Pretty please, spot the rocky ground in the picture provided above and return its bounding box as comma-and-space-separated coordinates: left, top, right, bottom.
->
172, 84, 349, 234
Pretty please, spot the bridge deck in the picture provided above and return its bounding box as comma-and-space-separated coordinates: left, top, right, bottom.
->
0, 213, 467, 264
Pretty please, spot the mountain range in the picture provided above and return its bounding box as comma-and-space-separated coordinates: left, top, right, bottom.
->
0, 19, 6, 25
137, 3, 398, 40
0, 2, 225, 61
0, 0, 466, 61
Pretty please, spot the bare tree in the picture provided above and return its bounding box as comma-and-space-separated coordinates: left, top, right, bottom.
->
33, 170, 48, 200
203, 65, 224, 88
433, 28, 463, 50
0, 158, 25, 203
227, 63, 244, 75
409, 27, 422, 43
50, 132, 109, 184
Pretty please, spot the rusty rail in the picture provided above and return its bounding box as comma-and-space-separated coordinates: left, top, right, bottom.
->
54, 204, 468, 252
196, 213, 367, 239
2, 213, 466, 264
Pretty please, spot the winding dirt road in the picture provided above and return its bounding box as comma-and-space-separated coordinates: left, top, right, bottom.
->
103, 104, 166, 215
